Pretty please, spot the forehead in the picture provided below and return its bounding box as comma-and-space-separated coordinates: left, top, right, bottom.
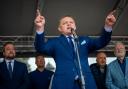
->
60, 16, 75, 23
97, 53, 106, 57
4, 44, 14, 48
36, 55, 44, 59
115, 43, 125, 48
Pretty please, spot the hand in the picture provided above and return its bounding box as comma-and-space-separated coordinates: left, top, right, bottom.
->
105, 10, 116, 27
34, 9, 45, 32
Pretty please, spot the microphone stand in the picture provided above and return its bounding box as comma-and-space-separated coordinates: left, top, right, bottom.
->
71, 29, 86, 89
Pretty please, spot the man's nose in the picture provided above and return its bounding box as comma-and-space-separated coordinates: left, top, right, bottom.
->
67, 23, 72, 27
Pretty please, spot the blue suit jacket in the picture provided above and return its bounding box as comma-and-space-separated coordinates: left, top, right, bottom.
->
106, 58, 128, 89
35, 29, 112, 89
0, 60, 29, 89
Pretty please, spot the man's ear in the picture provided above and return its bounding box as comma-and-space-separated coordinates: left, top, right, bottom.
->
96, 58, 98, 62
58, 27, 61, 31
3, 51, 5, 57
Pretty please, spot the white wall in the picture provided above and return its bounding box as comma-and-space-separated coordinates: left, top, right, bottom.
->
28, 57, 116, 72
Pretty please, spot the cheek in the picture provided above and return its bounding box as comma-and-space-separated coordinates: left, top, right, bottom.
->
60, 25, 65, 28
4, 51, 9, 55
13, 51, 16, 54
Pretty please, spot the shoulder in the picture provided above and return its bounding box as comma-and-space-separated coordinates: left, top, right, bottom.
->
79, 36, 89, 40
15, 60, 27, 68
90, 63, 97, 68
90, 63, 98, 72
126, 57, 128, 60
0, 61, 4, 68
46, 36, 60, 44
108, 59, 117, 68
29, 70, 37, 75
44, 69, 54, 75
0, 61, 4, 65
15, 60, 25, 64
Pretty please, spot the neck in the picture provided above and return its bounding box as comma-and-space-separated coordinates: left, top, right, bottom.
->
5, 57, 14, 60
119, 59, 124, 63
118, 57, 125, 63
100, 65, 105, 69
37, 67, 44, 72
5, 58, 14, 61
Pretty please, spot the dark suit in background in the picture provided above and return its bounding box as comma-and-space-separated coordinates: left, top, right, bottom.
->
0, 60, 29, 89
0, 42, 29, 89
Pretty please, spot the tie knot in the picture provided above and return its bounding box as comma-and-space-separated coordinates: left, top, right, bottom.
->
67, 36, 73, 43
68, 36, 73, 40
8, 61, 11, 64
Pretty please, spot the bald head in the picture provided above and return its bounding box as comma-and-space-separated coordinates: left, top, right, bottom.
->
96, 52, 107, 67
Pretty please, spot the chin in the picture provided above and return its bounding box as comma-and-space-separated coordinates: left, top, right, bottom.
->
7, 56, 15, 59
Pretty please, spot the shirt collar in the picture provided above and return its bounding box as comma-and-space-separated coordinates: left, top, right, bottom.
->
5, 59, 15, 64
117, 57, 126, 64
65, 35, 73, 38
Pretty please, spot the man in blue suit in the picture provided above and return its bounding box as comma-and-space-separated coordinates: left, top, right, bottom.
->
34, 10, 116, 89
106, 42, 128, 89
0, 42, 29, 89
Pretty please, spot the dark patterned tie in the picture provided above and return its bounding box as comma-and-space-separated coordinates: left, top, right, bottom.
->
68, 36, 75, 55
68, 36, 80, 80
68, 36, 74, 50
8, 61, 12, 78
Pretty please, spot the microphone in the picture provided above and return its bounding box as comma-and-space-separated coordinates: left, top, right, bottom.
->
71, 28, 78, 39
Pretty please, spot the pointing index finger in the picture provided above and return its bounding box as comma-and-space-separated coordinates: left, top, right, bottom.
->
36, 9, 41, 16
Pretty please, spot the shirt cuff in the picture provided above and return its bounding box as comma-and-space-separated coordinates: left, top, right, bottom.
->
104, 25, 112, 32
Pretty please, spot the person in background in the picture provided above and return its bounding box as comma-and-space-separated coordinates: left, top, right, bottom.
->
0, 42, 29, 89
90, 52, 107, 89
29, 53, 54, 89
106, 42, 128, 89
34, 9, 116, 89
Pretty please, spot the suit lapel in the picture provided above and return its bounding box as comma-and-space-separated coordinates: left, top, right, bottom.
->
12, 60, 18, 79
1, 61, 11, 80
115, 60, 125, 77
125, 58, 128, 77
58, 35, 74, 58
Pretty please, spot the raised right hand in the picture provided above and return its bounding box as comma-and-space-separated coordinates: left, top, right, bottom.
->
34, 9, 45, 32
105, 10, 116, 28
